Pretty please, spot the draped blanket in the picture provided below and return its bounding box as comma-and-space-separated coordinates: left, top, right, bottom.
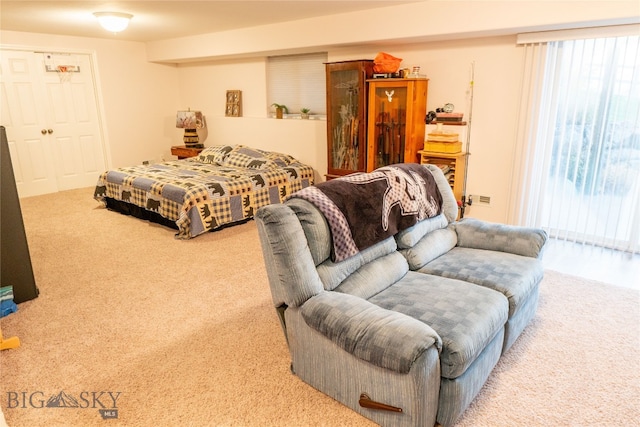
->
291, 163, 443, 262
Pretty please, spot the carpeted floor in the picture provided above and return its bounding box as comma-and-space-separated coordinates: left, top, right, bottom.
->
1, 187, 639, 426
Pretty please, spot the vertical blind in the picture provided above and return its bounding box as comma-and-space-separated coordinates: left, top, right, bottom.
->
512, 26, 640, 253
266, 52, 327, 116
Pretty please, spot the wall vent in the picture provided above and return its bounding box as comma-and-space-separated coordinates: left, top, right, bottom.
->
477, 195, 491, 205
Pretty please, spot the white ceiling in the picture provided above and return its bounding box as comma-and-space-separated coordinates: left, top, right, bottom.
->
0, 1, 421, 43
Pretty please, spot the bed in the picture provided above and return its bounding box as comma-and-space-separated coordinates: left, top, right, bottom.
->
94, 144, 314, 238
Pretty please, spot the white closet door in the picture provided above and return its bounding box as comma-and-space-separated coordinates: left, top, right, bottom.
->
0, 49, 58, 196
0, 49, 106, 197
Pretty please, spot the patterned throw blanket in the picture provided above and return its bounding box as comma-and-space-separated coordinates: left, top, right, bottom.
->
291, 163, 443, 262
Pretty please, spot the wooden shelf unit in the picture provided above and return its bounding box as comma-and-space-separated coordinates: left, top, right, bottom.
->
418, 150, 467, 203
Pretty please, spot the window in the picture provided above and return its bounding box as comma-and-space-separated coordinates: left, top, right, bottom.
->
266, 52, 327, 117
512, 26, 640, 253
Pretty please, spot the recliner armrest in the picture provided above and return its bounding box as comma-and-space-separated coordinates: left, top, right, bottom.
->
454, 218, 548, 258
301, 291, 442, 374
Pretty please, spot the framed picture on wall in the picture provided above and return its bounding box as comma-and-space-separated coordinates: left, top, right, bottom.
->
225, 90, 242, 117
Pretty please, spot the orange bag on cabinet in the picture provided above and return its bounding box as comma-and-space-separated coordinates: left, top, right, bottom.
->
373, 52, 402, 73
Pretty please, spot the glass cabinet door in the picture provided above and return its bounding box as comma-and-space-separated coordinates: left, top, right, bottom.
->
369, 83, 408, 169
325, 60, 373, 178
367, 78, 428, 171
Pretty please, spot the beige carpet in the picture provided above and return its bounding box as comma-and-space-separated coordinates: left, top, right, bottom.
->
1, 187, 639, 427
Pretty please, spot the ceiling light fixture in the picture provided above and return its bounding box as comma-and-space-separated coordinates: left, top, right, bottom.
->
93, 12, 133, 33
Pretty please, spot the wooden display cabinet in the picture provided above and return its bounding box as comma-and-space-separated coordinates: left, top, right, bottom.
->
366, 78, 428, 171
418, 150, 467, 203
325, 60, 374, 179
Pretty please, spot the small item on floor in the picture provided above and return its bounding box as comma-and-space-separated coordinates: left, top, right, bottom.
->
1, 286, 20, 350
0, 328, 20, 350
0, 286, 17, 318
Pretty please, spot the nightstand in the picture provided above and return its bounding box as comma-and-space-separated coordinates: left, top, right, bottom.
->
171, 145, 204, 159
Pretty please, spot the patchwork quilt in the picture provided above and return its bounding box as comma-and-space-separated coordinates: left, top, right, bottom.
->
94, 145, 314, 238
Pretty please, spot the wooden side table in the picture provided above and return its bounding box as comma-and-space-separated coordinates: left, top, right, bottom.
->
171, 145, 204, 159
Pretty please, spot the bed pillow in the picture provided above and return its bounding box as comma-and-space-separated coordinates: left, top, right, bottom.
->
261, 150, 297, 167
196, 145, 236, 165
222, 146, 279, 170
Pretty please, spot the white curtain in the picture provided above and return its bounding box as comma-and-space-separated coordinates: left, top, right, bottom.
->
510, 25, 640, 254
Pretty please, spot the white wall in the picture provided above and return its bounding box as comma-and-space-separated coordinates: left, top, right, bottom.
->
175, 35, 522, 222
175, 57, 327, 184
1, 30, 179, 168
147, 1, 640, 63
163, 1, 638, 223
332, 37, 525, 223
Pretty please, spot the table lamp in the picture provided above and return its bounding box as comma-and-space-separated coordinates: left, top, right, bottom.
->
176, 109, 205, 148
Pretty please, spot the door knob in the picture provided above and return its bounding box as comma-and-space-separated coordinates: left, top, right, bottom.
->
47, 129, 53, 134
41, 129, 47, 134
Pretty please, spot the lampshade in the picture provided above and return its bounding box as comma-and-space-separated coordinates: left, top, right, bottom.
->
176, 110, 205, 130
176, 110, 205, 148
94, 12, 133, 33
